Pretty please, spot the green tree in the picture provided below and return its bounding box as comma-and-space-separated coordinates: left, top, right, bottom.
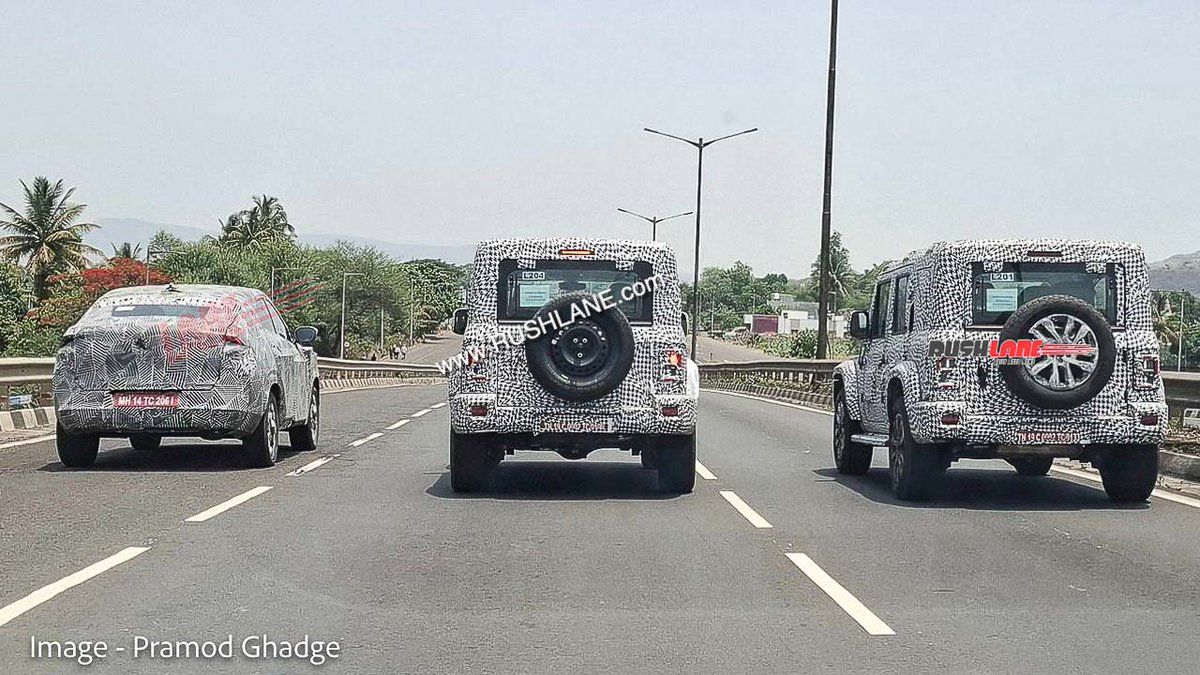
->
807, 230, 856, 310
0, 177, 102, 299
109, 241, 143, 260
218, 195, 295, 249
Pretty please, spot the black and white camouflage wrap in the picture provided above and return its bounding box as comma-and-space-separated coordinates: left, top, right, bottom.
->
835, 238, 1167, 447
449, 238, 698, 438
54, 284, 318, 438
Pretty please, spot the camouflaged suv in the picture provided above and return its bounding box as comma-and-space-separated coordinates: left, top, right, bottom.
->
447, 238, 699, 493
834, 239, 1165, 502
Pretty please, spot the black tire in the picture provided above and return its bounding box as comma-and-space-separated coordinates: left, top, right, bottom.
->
997, 295, 1116, 410
243, 391, 280, 468
1098, 445, 1158, 502
657, 433, 696, 494
833, 387, 872, 475
450, 428, 489, 493
524, 291, 636, 403
129, 434, 161, 452
1007, 457, 1053, 476
288, 384, 320, 452
887, 397, 941, 501
56, 423, 99, 468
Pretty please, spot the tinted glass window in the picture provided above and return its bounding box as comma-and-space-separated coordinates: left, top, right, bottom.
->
497, 258, 655, 322
870, 281, 892, 338
971, 262, 1116, 325
892, 275, 910, 334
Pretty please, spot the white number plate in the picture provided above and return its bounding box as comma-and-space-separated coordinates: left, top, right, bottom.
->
1016, 430, 1081, 445
541, 416, 614, 434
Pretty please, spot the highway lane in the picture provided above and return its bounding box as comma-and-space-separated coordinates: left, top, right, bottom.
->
1, 385, 1198, 673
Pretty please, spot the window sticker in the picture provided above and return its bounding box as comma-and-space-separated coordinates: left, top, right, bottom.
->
985, 287, 1019, 312
520, 271, 545, 280
519, 283, 552, 307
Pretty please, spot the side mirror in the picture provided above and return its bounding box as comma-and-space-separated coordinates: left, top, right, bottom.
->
294, 326, 319, 346
848, 311, 870, 340
681, 311, 690, 335
451, 308, 469, 335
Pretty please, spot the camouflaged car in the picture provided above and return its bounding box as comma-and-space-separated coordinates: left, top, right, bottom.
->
447, 238, 699, 493
53, 284, 321, 468
834, 238, 1165, 502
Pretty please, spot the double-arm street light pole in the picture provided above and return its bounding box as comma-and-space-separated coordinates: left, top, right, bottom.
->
643, 126, 758, 357
340, 272, 365, 360
616, 208, 693, 241
815, 0, 840, 360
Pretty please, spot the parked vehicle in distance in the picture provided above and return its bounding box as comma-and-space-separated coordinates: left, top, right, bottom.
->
722, 326, 749, 340
834, 238, 1165, 502
53, 284, 322, 468
447, 238, 699, 493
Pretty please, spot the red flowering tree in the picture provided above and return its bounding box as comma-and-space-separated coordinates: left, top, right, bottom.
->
35, 258, 172, 328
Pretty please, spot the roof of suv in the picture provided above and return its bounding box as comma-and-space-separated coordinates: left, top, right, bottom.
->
886, 238, 1145, 275
473, 237, 678, 268
94, 284, 264, 306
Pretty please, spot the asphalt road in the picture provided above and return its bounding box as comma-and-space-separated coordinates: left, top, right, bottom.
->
2, 385, 1199, 673
693, 335, 791, 364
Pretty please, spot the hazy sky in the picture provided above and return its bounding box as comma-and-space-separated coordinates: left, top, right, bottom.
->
4, 1, 1197, 275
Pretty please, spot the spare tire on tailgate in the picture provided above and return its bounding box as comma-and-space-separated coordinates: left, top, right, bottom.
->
524, 291, 636, 402
997, 294, 1116, 410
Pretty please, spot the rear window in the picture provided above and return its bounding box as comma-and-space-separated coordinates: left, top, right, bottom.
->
496, 259, 655, 322
103, 304, 210, 318
971, 262, 1117, 326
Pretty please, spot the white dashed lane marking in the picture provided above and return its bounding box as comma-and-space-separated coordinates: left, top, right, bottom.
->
286, 454, 340, 477
184, 486, 273, 523
0, 546, 150, 628
411, 409, 432, 418
387, 419, 412, 430
429, 402, 447, 409
695, 461, 718, 480
719, 490, 773, 528
786, 553, 895, 636
349, 433, 383, 447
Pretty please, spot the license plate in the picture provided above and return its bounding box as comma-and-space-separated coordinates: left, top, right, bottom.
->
541, 416, 614, 433
1016, 429, 1080, 445
112, 392, 180, 409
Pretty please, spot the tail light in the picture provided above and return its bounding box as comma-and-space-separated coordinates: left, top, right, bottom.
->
222, 333, 245, 346
661, 406, 680, 417
1139, 413, 1159, 427
469, 404, 488, 417
661, 351, 684, 383
940, 412, 962, 426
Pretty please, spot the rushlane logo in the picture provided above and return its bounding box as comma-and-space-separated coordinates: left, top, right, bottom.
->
436, 274, 663, 376
928, 339, 1096, 365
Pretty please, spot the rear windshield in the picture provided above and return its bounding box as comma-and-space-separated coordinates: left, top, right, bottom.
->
102, 304, 211, 318
497, 259, 655, 322
971, 262, 1117, 325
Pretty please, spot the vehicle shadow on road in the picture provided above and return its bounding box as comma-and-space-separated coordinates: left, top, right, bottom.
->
813, 467, 1150, 511
426, 460, 679, 501
37, 443, 307, 473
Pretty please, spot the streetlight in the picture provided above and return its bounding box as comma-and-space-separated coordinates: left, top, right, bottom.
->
643, 125, 758, 356
270, 266, 300, 299
616, 208, 693, 241
340, 272, 364, 360
815, 0, 840, 359
144, 245, 170, 285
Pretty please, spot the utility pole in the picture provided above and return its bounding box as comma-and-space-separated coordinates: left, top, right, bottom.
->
816, 0, 840, 359
1179, 290, 1187, 372
644, 126, 757, 356
380, 306, 386, 354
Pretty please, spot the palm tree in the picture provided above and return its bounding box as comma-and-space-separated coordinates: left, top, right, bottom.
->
0, 177, 102, 299
809, 230, 856, 305
110, 241, 143, 260
218, 195, 295, 249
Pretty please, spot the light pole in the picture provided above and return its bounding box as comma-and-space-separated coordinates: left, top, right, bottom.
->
616, 208, 693, 241
643, 126, 757, 356
815, 0, 840, 359
144, 245, 170, 285
270, 266, 300, 299
1178, 290, 1187, 371
340, 272, 364, 360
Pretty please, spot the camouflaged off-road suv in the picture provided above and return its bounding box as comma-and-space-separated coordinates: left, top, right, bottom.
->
447, 238, 699, 494
834, 238, 1165, 502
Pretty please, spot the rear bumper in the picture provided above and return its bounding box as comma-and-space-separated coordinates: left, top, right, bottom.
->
55, 388, 261, 437
908, 400, 1168, 446
449, 393, 697, 436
